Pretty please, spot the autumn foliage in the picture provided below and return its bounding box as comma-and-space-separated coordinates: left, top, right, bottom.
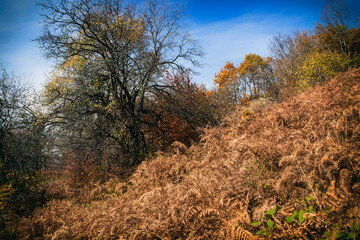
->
214, 61, 237, 89
144, 71, 217, 150
3, 0, 360, 239
214, 55, 274, 100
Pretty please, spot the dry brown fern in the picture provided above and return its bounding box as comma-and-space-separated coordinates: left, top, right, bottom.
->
15, 69, 360, 240
226, 224, 255, 240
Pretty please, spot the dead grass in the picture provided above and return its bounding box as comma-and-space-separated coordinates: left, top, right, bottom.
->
16, 69, 360, 239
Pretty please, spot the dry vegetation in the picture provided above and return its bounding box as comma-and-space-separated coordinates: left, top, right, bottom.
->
16, 69, 360, 239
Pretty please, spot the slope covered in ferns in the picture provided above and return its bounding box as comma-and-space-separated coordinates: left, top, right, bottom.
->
17, 69, 360, 239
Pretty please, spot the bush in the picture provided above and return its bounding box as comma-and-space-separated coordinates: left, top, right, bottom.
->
296, 51, 352, 90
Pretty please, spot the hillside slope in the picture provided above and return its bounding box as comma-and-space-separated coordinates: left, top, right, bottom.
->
17, 69, 360, 239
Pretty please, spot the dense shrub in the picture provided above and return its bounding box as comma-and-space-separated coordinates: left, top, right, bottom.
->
296, 50, 352, 90
0, 69, 47, 239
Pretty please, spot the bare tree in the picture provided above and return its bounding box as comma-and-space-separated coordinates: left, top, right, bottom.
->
0, 68, 46, 174
269, 31, 317, 98
315, 0, 360, 60
38, 0, 202, 167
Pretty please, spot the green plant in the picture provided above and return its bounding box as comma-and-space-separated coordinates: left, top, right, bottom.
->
240, 110, 254, 125
321, 223, 360, 240
252, 205, 282, 237
287, 195, 316, 225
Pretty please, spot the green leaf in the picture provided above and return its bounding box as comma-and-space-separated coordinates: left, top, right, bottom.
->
345, 233, 355, 239
265, 209, 275, 218
265, 205, 282, 218
256, 229, 267, 235
308, 206, 315, 213
307, 195, 313, 202
335, 232, 344, 238
286, 216, 294, 224
292, 210, 298, 218
251, 220, 261, 226
351, 223, 360, 232
274, 205, 282, 214
298, 210, 304, 224
267, 219, 274, 232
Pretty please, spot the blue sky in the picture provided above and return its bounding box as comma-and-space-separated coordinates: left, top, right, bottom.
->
0, 0, 359, 89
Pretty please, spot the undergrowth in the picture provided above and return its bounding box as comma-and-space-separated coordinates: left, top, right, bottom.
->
16, 69, 360, 239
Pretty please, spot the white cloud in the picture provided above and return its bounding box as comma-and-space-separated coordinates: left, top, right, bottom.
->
189, 13, 310, 88
0, 8, 313, 91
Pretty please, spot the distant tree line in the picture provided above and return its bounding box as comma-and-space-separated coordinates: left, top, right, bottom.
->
213, 0, 360, 104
